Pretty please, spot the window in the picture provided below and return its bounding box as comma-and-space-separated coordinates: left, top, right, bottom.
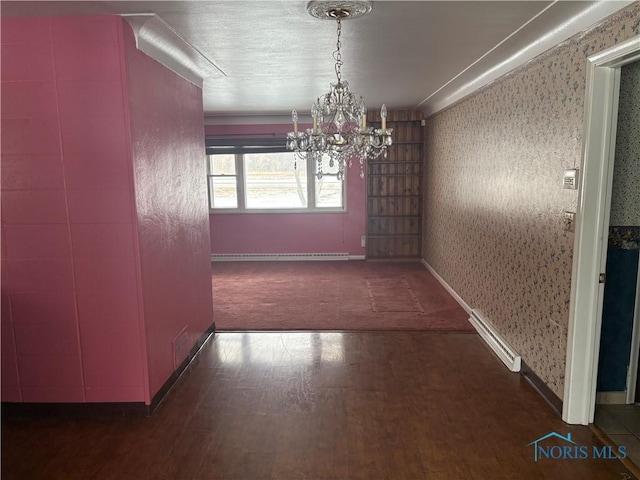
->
315, 155, 343, 208
244, 152, 308, 209
207, 154, 237, 208
207, 151, 345, 212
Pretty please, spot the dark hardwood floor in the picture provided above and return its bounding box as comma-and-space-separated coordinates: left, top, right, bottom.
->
1, 331, 634, 479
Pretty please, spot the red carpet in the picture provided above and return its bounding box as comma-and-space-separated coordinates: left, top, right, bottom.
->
211, 261, 475, 332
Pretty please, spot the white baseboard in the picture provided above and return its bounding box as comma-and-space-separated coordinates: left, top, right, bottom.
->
211, 253, 364, 262
420, 259, 472, 314
421, 259, 521, 372
469, 309, 521, 372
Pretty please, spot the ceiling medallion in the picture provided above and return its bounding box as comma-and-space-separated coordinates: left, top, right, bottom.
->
286, 1, 391, 181
307, 1, 372, 20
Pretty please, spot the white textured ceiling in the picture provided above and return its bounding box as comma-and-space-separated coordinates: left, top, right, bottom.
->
1, 1, 634, 120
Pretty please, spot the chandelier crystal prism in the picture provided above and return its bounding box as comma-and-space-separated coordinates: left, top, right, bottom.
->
286, 1, 392, 180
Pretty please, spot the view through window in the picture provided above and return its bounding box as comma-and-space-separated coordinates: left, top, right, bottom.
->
244, 152, 308, 209
208, 154, 237, 208
207, 152, 344, 211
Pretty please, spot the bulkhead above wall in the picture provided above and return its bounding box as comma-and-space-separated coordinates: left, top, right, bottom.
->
122, 13, 226, 88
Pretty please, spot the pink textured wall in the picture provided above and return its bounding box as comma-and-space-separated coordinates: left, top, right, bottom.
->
205, 124, 367, 256
209, 191, 366, 255
1, 16, 146, 402
1, 15, 213, 405
123, 23, 214, 398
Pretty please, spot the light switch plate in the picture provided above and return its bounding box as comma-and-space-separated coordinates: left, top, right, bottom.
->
563, 211, 576, 232
563, 169, 579, 190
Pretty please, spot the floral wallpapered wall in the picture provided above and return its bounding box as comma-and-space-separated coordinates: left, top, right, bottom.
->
610, 59, 640, 229
423, 3, 640, 399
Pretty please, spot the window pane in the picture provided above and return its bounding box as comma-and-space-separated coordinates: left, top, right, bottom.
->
244, 152, 307, 209
209, 176, 238, 208
315, 174, 343, 208
315, 154, 344, 208
209, 154, 235, 175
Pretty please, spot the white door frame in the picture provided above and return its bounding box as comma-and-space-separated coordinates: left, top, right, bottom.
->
563, 36, 640, 425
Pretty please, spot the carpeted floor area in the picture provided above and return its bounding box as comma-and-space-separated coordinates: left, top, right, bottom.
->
211, 261, 475, 332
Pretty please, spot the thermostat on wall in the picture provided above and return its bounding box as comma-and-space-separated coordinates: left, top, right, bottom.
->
563, 169, 579, 190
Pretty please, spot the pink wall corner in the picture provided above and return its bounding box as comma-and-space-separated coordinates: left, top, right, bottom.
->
55, 15, 146, 404
121, 20, 214, 399
207, 123, 367, 256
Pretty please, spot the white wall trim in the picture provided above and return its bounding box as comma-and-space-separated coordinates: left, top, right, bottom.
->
421, 1, 634, 117
469, 309, 521, 372
420, 259, 472, 315
121, 13, 225, 88
563, 36, 640, 426
210, 253, 364, 262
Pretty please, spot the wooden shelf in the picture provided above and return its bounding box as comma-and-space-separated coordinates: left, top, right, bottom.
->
369, 173, 421, 177
367, 109, 424, 259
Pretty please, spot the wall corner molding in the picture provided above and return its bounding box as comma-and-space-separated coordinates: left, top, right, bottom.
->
121, 13, 226, 88
420, 1, 635, 117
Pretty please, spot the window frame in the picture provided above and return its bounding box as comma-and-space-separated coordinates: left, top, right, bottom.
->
207, 151, 347, 214
207, 153, 242, 209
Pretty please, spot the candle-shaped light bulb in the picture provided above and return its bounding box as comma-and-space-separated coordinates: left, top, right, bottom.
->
360, 98, 367, 130
311, 103, 319, 133
292, 109, 298, 135
380, 104, 387, 132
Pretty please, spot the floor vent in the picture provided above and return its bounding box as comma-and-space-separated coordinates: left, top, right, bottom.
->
211, 253, 350, 262
468, 309, 521, 372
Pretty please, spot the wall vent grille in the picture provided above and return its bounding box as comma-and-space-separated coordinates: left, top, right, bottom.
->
172, 327, 190, 370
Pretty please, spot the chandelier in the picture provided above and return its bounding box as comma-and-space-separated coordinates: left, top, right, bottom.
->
286, 0, 392, 180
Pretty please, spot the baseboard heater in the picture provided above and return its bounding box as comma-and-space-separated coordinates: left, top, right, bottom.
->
211, 253, 351, 262
468, 309, 521, 372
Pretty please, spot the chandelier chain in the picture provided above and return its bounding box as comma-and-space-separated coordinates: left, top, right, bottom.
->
287, 1, 391, 181
333, 18, 342, 82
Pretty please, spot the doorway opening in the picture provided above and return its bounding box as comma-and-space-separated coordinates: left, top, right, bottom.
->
590, 55, 640, 468
563, 36, 640, 427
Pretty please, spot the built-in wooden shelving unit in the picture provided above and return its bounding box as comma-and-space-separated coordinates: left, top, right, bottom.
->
366, 109, 424, 259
